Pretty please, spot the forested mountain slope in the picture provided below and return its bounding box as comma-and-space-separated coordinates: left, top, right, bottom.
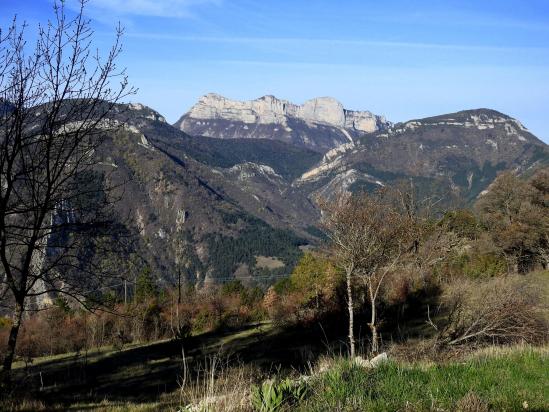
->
30, 100, 549, 292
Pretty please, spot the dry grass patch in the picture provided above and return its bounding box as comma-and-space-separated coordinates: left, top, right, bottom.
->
255, 256, 285, 270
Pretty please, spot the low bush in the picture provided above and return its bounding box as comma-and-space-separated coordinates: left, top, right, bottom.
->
436, 275, 548, 346
456, 251, 508, 278
262, 253, 342, 326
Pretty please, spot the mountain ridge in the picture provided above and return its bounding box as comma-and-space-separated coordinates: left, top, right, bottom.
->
176, 93, 388, 130
171, 97, 548, 204
174, 93, 390, 152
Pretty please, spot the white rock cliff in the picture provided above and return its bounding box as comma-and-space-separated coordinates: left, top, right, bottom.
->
182, 93, 385, 133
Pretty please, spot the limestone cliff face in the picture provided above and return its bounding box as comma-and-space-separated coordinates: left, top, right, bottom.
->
175, 93, 389, 152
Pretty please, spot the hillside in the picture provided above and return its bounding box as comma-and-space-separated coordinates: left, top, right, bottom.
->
8, 329, 549, 411
293, 108, 548, 202
41, 103, 315, 294
22, 99, 549, 294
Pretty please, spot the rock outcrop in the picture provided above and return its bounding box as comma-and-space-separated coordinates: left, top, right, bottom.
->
181, 93, 385, 132
175, 93, 389, 152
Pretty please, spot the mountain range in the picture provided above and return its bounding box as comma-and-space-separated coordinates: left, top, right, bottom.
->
39, 95, 549, 289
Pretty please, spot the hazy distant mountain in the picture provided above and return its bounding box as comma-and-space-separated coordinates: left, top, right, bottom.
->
174, 93, 390, 152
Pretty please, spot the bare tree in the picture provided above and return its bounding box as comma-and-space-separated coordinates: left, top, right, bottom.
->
0, 0, 134, 383
321, 194, 364, 358
390, 180, 458, 279
353, 191, 411, 354
322, 190, 411, 355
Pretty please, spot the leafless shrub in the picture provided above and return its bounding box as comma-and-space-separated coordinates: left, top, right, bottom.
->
388, 339, 440, 363
437, 276, 548, 346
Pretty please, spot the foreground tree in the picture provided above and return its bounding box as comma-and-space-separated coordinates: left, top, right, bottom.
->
321, 194, 366, 357
322, 190, 411, 355
0, 1, 133, 383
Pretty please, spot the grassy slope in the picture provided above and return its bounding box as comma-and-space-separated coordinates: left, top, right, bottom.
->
298, 347, 548, 412
7, 321, 338, 409
9, 343, 548, 411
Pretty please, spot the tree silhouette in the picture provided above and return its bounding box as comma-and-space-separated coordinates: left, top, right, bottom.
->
0, 0, 134, 384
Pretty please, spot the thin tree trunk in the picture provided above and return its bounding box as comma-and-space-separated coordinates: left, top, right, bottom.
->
346, 266, 355, 358
178, 268, 182, 305
368, 283, 379, 354
369, 319, 379, 354
1, 299, 24, 385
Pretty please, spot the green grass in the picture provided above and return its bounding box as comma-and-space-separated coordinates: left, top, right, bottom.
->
297, 347, 549, 412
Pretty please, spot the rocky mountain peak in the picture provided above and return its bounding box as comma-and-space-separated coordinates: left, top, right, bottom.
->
174, 93, 389, 152
178, 93, 387, 133
382, 108, 534, 144
405, 108, 516, 126
299, 97, 345, 126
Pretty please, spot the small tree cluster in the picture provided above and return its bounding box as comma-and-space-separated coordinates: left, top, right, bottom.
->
321, 189, 413, 355
0, 279, 267, 360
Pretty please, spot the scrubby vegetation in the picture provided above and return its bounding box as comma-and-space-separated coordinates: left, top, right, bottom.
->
0, 279, 266, 360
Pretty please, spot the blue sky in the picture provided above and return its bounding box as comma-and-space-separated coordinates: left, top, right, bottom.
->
1, 0, 548, 142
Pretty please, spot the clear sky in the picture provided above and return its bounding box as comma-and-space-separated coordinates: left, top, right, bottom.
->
1, 0, 548, 142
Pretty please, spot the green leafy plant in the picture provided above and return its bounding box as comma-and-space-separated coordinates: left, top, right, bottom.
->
251, 378, 308, 411
251, 381, 283, 412
282, 379, 308, 403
